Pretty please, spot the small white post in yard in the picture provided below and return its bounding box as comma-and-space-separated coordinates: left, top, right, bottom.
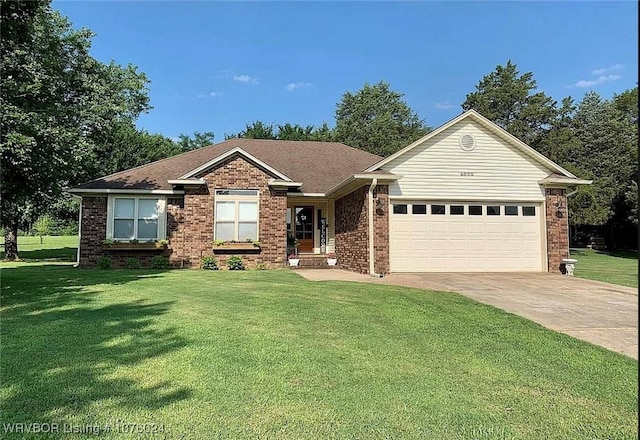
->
562, 258, 578, 276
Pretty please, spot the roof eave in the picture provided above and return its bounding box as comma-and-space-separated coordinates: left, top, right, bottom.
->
268, 179, 303, 191
325, 172, 400, 198
167, 179, 206, 186
539, 177, 593, 187
67, 188, 185, 195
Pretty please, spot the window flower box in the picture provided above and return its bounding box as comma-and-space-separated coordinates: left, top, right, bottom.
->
102, 240, 168, 251
212, 241, 261, 253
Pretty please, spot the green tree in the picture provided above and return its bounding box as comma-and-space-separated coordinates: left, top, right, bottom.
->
175, 131, 215, 151
86, 121, 181, 178
1, 1, 150, 260
462, 60, 557, 147
334, 81, 429, 156
567, 91, 637, 227
276, 123, 315, 141
226, 121, 335, 142
229, 121, 277, 140
309, 122, 335, 142
33, 215, 54, 244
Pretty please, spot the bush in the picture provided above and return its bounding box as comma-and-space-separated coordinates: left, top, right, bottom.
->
150, 255, 169, 269
56, 223, 79, 236
255, 262, 267, 270
226, 255, 245, 270
97, 257, 112, 269
200, 255, 218, 270
125, 258, 141, 269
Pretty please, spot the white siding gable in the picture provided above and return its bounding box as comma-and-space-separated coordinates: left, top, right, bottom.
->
383, 119, 552, 201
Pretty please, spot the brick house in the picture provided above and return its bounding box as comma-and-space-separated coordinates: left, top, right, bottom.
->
70, 110, 590, 273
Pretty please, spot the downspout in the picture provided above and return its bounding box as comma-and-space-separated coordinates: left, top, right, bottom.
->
73, 197, 82, 268
566, 187, 579, 197
368, 178, 382, 277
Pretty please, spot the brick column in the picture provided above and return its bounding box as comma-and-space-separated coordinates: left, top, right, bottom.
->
334, 186, 369, 274
545, 188, 569, 273
373, 185, 389, 274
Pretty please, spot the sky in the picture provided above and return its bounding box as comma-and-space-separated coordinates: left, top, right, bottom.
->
52, 1, 638, 142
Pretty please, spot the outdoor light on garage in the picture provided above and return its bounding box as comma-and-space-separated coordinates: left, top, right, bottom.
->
554, 199, 565, 218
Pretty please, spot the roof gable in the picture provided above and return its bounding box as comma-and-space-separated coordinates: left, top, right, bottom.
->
180, 147, 293, 181
366, 110, 577, 179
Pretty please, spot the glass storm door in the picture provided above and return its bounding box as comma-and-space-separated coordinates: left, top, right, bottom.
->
295, 206, 314, 253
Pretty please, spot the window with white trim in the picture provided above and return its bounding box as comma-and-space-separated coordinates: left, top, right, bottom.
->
214, 189, 259, 241
107, 197, 166, 241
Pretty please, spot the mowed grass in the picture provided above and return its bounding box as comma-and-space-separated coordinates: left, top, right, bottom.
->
571, 248, 638, 288
0, 236, 78, 261
1, 262, 637, 439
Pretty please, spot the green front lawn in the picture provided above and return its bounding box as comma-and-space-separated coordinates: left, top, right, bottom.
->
0, 235, 78, 261
570, 248, 638, 288
1, 262, 637, 439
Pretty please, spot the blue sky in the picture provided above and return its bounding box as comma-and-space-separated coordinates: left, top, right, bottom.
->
53, 1, 638, 141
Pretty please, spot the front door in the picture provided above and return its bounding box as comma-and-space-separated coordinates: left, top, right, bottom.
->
294, 206, 314, 253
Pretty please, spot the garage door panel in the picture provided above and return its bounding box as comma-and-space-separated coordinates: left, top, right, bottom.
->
430, 222, 449, 233
486, 222, 504, 234
468, 223, 485, 234
430, 239, 449, 251
449, 222, 467, 234
390, 221, 411, 233
390, 200, 543, 272
449, 239, 468, 251
521, 223, 540, 234
505, 223, 521, 233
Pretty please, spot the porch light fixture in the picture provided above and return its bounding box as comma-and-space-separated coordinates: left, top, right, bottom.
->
554, 200, 565, 218
375, 197, 385, 214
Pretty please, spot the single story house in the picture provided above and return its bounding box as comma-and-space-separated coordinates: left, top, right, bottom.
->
69, 110, 591, 273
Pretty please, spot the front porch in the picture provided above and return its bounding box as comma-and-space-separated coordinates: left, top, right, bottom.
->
286, 196, 335, 256
288, 253, 339, 269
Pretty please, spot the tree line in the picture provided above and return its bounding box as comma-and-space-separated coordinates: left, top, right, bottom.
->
1, 1, 636, 259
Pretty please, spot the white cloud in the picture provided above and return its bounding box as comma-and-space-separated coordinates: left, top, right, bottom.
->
285, 82, 313, 92
591, 64, 623, 75
573, 64, 624, 88
435, 101, 454, 110
196, 91, 221, 98
209, 69, 234, 80
233, 74, 259, 84
574, 74, 623, 88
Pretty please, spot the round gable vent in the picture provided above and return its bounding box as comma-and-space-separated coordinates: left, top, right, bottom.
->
459, 134, 476, 151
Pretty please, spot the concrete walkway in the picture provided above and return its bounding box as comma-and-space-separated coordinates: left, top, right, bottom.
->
296, 269, 638, 359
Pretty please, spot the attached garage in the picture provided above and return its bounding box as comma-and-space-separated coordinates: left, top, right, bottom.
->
389, 201, 544, 272
364, 110, 591, 274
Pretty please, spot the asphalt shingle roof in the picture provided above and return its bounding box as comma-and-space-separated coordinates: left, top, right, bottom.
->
74, 139, 383, 194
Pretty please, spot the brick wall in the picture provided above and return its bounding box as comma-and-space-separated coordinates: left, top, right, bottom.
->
79, 196, 107, 267
79, 196, 170, 268
373, 185, 389, 274
545, 188, 569, 273
79, 155, 288, 269
334, 184, 390, 275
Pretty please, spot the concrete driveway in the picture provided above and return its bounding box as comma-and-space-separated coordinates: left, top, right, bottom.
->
296, 270, 638, 359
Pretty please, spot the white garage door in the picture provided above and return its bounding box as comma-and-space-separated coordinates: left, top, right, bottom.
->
390, 202, 544, 272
